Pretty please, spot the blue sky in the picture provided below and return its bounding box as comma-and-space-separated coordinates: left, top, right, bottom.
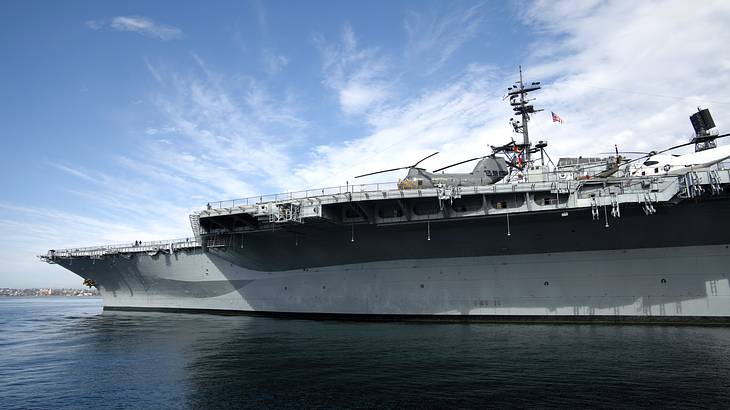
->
2, 0, 730, 287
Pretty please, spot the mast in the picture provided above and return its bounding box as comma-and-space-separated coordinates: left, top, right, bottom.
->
507, 66, 543, 163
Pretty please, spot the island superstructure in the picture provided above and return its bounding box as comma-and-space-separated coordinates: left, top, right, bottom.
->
41, 68, 730, 322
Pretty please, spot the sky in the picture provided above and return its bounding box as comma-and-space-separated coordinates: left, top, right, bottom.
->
2, 0, 730, 287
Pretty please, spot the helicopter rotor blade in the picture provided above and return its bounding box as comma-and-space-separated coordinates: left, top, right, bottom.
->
653, 142, 695, 156
646, 132, 730, 157
611, 132, 730, 169
412, 151, 439, 168
596, 151, 649, 155
354, 166, 410, 179
432, 157, 485, 173
616, 143, 693, 168
354, 151, 439, 179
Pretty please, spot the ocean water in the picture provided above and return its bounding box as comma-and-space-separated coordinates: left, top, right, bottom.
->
2, 298, 730, 409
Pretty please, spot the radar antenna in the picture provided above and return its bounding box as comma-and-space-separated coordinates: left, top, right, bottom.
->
690, 107, 718, 152
506, 66, 543, 163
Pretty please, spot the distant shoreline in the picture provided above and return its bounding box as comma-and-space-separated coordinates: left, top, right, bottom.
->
0, 288, 100, 297
1, 295, 102, 297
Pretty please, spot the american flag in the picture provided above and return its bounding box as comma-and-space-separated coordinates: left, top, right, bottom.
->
551, 111, 564, 124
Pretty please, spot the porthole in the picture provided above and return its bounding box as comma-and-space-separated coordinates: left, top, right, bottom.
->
420, 284, 424, 288
544, 281, 549, 286
661, 278, 667, 284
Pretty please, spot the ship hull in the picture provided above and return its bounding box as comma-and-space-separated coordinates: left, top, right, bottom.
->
57, 243, 730, 323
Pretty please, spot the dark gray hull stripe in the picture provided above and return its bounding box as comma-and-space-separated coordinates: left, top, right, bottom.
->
103, 306, 730, 325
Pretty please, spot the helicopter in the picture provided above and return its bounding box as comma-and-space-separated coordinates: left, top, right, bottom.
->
353, 139, 550, 189
600, 108, 730, 178
627, 143, 730, 177
354, 150, 511, 189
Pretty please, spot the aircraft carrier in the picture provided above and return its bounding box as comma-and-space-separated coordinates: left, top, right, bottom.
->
40, 69, 730, 323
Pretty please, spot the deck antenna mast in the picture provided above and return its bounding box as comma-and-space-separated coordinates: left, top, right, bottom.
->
507, 66, 543, 165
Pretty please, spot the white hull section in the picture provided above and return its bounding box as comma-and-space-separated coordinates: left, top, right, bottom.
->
82, 244, 730, 319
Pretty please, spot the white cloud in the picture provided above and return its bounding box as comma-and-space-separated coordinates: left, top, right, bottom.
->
517, 0, 730, 157
304, 0, 730, 185
261, 48, 289, 75
86, 16, 183, 40
315, 24, 393, 115
144, 58, 164, 83
404, 2, 485, 73
48, 162, 96, 183
0, 200, 190, 288
293, 64, 506, 186
138, 53, 311, 197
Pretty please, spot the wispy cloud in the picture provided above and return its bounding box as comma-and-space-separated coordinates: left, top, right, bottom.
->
294, 64, 505, 186
0, 199, 190, 288
139, 54, 309, 196
517, 0, 730, 156
144, 57, 164, 83
86, 16, 183, 40
48, 162, 96, 183
404, 2, 485, 73
315, 24, 393, 115
261, 48, 289, 75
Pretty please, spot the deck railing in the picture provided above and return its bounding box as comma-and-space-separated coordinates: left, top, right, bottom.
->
42, 237, 202, 259
206, 181, 399, 209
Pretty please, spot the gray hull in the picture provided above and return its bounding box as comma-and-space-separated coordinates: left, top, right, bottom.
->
57, 243, 730, 322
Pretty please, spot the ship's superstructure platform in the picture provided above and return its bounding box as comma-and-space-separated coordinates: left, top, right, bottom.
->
41, 165, 730, 261
194, 166, 730, 239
